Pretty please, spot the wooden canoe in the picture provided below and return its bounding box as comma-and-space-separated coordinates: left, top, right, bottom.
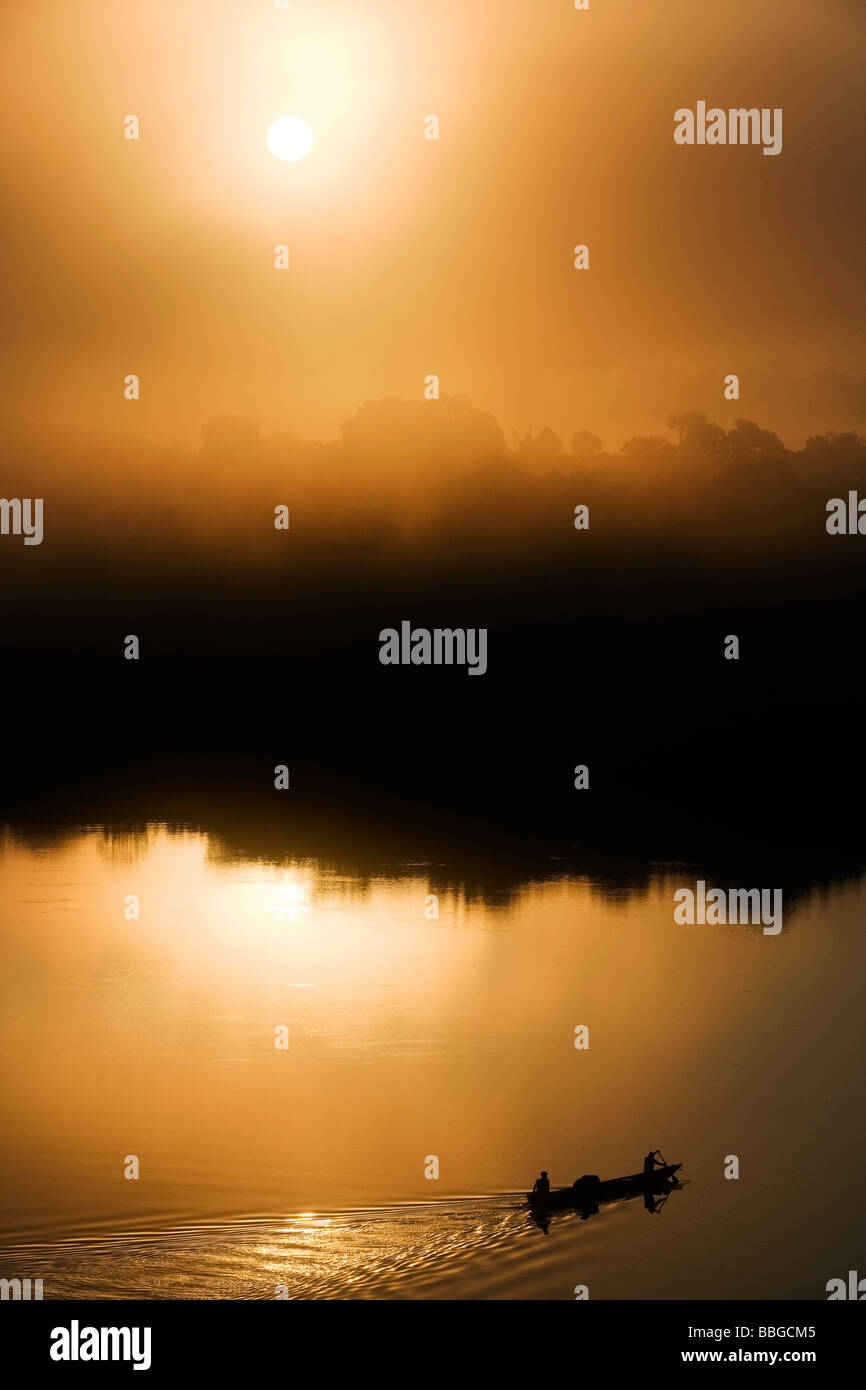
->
526, 1163, 681, 1213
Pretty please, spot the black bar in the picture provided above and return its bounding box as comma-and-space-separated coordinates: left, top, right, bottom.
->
4, 1300, 861, 1376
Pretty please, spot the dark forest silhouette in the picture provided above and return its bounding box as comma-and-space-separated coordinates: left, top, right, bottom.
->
2, 396, 864, 877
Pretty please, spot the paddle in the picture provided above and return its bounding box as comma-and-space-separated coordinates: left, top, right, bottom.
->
655, 1151, 682, 1189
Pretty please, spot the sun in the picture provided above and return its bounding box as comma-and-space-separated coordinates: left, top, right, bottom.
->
267, 116, 314, 163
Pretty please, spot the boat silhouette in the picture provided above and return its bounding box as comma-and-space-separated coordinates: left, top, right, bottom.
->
527, 1163, 682, 1216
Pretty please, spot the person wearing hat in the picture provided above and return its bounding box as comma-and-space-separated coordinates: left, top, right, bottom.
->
532, 1170, 550, 1196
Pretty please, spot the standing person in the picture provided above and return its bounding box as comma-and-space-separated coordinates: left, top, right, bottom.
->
643, 1149, 665, 1177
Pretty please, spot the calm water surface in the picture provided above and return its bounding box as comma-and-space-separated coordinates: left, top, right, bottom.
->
1, 826, 864, 1299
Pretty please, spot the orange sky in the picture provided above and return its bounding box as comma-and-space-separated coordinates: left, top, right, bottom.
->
1, 0, 863, 449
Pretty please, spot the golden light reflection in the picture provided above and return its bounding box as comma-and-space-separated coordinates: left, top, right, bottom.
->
270, 872, 312, 921
0, 823, 843, 1256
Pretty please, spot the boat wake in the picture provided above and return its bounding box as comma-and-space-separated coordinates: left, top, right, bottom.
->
0, 1197, 558, 1300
